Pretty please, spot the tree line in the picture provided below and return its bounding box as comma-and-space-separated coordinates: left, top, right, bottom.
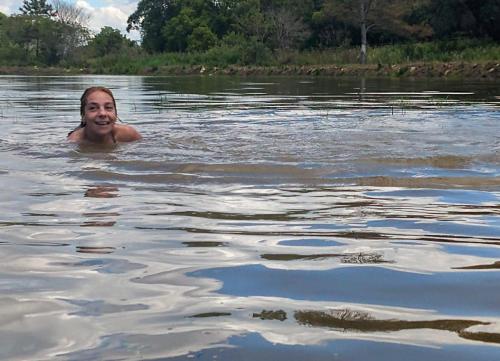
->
1, 0, 499, 68
0, 0, 136, 66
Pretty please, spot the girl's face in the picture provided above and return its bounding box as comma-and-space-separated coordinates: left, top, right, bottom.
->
82, 90, 117, 137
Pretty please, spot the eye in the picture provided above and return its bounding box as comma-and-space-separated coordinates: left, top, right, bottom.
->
105, 106, 114, 111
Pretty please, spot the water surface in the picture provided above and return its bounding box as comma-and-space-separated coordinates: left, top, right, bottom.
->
0, 75, 499, 360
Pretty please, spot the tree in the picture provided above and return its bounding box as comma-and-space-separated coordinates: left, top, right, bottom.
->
48, 1, 91, 60
232, 0, 271, 43
3, 8, 90, 65
469, 0, 500, 41
0, 13, 25, 65
321, 0, 379, 63
52, 0, 90, 26
88, 26, 133, 55
413, 0, 500, 41
16, 1, 58, 60
311, 8, 356, 48
6, 15, 60, 63
209, 0, 240, 38
187, 25, 217, 52
0, 12, 7, 35
266, 7, 310, 50
127, 0, 180, 52
162, 6, 197, 51
358, 0, 372, 64
161, 1, 222, 52
19, 0, 55, 17
319, 0, 431, 63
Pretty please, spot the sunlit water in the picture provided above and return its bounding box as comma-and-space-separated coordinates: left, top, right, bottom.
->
1, 75, 499, 361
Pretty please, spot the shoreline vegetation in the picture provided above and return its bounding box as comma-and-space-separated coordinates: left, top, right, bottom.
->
2, 1, 499, 80
2, 39, 499, 79
1, 60, 499, 79
2, 33, 499, 80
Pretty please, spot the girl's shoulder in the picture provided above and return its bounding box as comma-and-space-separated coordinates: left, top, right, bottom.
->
114, 124, 142, 142
67, 127, 84, 142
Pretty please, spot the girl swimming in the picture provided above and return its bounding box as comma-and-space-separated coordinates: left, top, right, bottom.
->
67, 86, 141, 145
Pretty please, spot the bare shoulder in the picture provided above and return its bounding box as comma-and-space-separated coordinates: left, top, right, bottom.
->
114, 124, 142, 142
67, 127, 84, 142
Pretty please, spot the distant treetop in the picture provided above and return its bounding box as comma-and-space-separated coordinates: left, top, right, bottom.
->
19, 0, 56, 17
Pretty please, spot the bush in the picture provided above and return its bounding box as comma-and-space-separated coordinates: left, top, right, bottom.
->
240, 38, 273, 66
0, 43, 29, 65
204, 45, 241, 66
367, 38, 500, 64
187, 26, 217, 52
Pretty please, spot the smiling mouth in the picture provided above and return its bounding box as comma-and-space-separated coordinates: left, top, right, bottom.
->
95, 120, 112, 126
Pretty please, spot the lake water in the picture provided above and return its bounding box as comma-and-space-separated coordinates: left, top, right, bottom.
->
0, 75, 499, 360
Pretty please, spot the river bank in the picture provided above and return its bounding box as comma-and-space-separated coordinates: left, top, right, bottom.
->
1, 61, 499, 79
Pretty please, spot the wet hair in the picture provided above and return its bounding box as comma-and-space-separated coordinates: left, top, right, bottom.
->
79, 86, 117, 127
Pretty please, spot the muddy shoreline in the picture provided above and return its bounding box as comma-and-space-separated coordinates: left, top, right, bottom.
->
1, 61, 498, 79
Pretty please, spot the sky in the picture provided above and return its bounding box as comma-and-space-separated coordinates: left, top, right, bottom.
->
0, 0, 141, 40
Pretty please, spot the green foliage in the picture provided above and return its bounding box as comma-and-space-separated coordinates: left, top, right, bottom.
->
4, 15, 55, 64
232, 0, 270, 42
29, 38, 497, 75
83, 52, 144, 74
408, 0, 500, 41
128, 0, 231, 53
127, 0, 180, 52
162, 7, 197, 52
367, 38, 500, 64
187, 25, 218, 52
0, 13, 89, 66
1, 0, 499, 70
417, 0, 475, 38
475, 0, 500, 41
19, 0, 55, 17
240, 38, 273, 65
0, 12, 8, 46
266, 7, 311, 50
88, 26, 133, 56
161, 0, 236, 52
0, 13, 25, 65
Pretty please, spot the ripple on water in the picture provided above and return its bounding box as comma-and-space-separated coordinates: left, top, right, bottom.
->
189, 264, 500, 316
1, 76, 500, 360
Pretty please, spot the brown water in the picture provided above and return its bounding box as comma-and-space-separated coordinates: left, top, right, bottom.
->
0, 75, 499, 361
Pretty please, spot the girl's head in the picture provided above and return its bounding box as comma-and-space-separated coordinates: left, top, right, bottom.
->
80, 87, 117, 126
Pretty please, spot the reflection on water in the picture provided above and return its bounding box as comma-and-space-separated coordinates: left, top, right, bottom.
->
294, 309, 500, 345
76, 246, 116, 254
0, 75, 499, 360
296, 308, 486, 330
84, 186, 119, 198
259, 251, 390, 263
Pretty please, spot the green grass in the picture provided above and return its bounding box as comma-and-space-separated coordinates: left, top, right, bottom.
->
67, 38, 500, 74
367, 38, 500, 64
279, 38, 500, 66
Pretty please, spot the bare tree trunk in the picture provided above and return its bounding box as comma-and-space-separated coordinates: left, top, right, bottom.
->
359, 0, 367, 64
359, 0, 371, 64
360, 23, 367, 63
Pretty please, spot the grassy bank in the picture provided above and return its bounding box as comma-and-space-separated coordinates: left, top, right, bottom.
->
1, 40, 499, 79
